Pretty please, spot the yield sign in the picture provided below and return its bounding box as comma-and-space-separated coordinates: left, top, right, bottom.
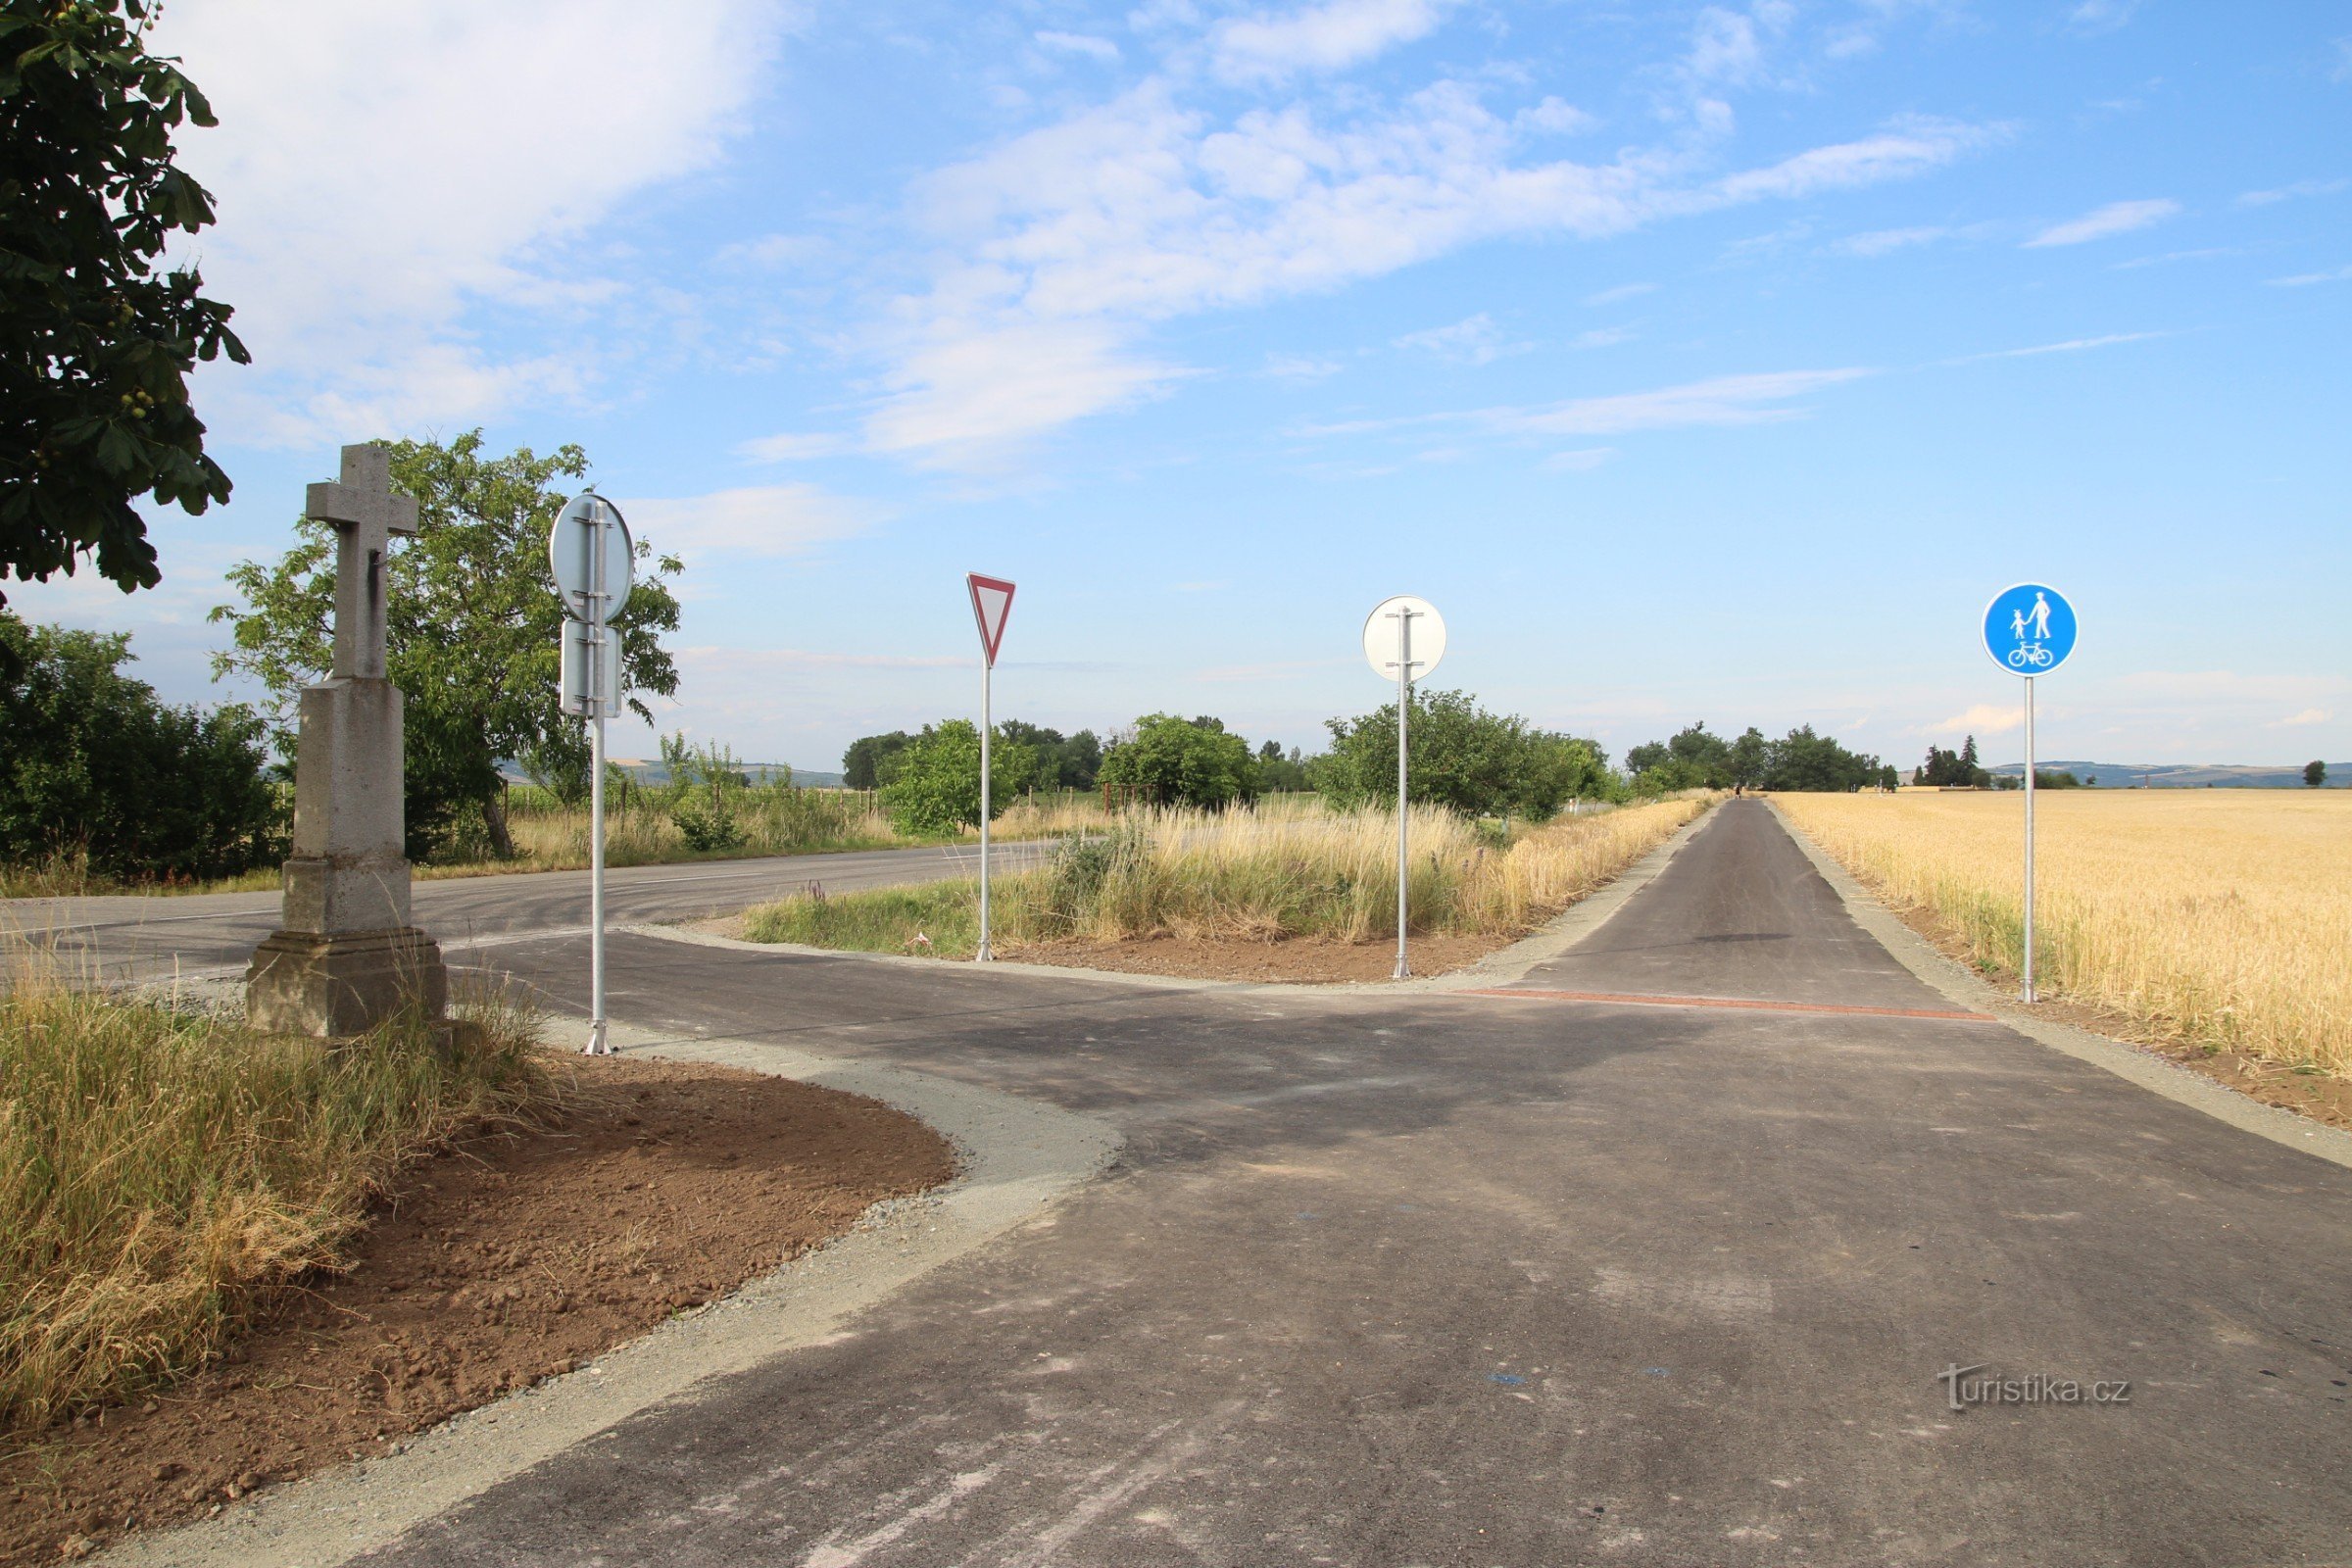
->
967, 573, 1015, 667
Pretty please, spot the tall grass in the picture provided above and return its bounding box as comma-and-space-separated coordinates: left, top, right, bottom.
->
1776, 790, 2352, 1074
0, 979, 544, 1430
745, 798, 1703, 958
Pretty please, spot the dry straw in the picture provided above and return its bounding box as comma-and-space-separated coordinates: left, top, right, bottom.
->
1777, 790, 2352, 1074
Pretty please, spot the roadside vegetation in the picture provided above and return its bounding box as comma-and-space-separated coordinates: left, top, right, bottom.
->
1776, 790, 2352, 1075
0, 976, 544, 1432
744, 797, 1704, 959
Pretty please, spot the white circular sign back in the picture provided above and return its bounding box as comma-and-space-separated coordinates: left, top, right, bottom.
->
1363, 595, 1446, 682
549, 492, 634, 620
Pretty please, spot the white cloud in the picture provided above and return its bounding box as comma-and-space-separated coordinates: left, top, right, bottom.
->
2274, 708, 2330, 728
2267, 264, 2352, 287
2023, 197, 2180, 247
155, 0, 791, 446
1209, 0, 1454, 83
1573, 325, 1638, 349
1946, 331, 2164, 364
1263, 352, 1347, 380
1685, 3, 1791, 88
1495, 368, 1871, 436
1540, 447, 1614, 471
1582, 282, 1655, 307
2236, 177, 2347, 206
1037, 30, 1121, 63
1394, 313, 1532, 365
1833, 223, 1947, 257
867, 74, 1994, 466
618, 484, 883, 559
2064, 0, 2138, 35
737, 432, 854, 463
1928, 702, 2023, 736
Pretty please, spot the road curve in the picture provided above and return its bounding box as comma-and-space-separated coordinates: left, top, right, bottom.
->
322, 797, 2352, 1567
1, 840, 1054, 983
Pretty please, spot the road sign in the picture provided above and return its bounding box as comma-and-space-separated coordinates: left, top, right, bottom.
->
559, 617, 620, 717
1982, 583, 2077, 676
968, 573, 1015, 668
1364, 595, 1446, 682
548, 490, 632, 1058
550, 493, 634, 622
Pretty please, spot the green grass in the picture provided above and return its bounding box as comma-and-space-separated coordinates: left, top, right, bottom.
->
742, 881, 984, 958
0, 979, 544, 1431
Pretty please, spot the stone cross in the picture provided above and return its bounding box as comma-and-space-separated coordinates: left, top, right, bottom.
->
308, 443, 418, 681
246, 442, 446, 1038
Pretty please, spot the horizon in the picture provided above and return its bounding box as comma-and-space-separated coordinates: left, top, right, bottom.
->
9, 1, 2347, 776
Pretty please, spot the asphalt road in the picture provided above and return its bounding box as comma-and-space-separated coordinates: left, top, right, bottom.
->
306, 798, 2352, 1566
0, 840, 1053, 984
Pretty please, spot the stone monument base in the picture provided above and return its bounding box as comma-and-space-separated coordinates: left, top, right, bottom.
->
245, 926, 449, 1039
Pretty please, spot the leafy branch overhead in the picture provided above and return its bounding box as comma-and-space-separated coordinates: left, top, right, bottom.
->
0, 0, 246, 609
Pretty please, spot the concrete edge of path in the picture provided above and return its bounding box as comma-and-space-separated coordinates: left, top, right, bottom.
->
99, 1016, 1123, 1568
1767, 799, 2352, 1173
616, 802, 1720, 1001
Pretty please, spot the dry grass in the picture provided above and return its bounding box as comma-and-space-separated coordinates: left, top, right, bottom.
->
0, 977, 544, 1431
744, 798, 1705, 958
1776, 790, 2352, 1074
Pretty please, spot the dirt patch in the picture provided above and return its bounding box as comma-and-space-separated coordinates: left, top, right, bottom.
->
0, 1054, 954, 1567
1005, 932, 1512, 984
1870, 889, 2352, 1135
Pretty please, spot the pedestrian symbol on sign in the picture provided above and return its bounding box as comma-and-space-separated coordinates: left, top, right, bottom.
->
1983, 583, 2077, 676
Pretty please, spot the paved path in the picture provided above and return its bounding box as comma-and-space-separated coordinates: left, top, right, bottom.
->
316, 798, 2352, 1567
2, 841, 1052, 984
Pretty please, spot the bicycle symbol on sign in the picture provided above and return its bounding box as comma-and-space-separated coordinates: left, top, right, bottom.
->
2003, 591, 2058, 670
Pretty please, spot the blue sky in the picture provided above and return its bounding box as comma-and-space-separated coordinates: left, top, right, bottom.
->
17, 0, 2350, 774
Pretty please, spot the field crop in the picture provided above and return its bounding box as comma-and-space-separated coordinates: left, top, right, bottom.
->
1775, 790, 2352, 1074
0, 979, 543, 1430
744, 797, 1704, 958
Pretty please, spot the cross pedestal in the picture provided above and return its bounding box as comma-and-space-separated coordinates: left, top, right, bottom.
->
245, 443, 448, 1037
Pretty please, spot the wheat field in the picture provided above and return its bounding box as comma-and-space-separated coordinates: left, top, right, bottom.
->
1775, 790, 2352, 1074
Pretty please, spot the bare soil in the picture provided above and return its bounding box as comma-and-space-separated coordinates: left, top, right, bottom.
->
1874, 889, 2352, 1134
1005, 932, 1511, 984
0, 1054, 954, 1567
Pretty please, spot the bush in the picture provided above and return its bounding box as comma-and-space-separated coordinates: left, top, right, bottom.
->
879, 720, 1038, 836
1098, 713, 1258, 808
0, 612, 283, 882
1319, 689, 1608, 817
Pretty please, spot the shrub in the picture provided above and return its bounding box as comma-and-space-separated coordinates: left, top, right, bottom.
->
0, 612, 282, 882
1320, 689, 1608, 817
879, 720, 1038, 836
1098, 713, 1258, 808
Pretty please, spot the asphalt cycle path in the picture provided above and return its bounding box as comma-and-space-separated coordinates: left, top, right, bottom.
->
0, 839, 1054, 985
325, 797, 2352, 1567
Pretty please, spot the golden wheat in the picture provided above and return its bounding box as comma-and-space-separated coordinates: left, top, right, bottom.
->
1775, 790, 2352, 1074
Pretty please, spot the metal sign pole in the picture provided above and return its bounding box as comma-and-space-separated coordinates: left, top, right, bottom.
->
2022, 673, 2035, 1004
977, 653, 994, 962
588, 501, 611, 1055
1395, 606, 1412, 981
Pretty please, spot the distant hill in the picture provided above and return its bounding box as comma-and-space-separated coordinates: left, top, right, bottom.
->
1984, 760, 2348, 789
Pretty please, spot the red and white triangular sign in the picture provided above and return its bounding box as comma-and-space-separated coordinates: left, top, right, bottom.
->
967, 573, 1015, 668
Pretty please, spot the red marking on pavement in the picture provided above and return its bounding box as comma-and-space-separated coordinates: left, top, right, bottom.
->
1456, 988, 1994, 1023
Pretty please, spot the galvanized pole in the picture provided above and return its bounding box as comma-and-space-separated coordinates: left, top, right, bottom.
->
587, 500, 611, 1055
977, 653, 994, 962
1394, 606, 1412, 980
2022, 674, 2036, 1004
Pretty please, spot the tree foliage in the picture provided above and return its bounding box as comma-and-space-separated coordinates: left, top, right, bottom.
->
878, 720, 1037, 835
1, 611, 278, 880
1320, 690, 1609, 818
1099, 712, 1259, 809
2308, 760, 2328, 789
0, 0, 246, 617
209, 432, 683, 862
842, 729, 913, 790
1914, 735, 1990, 788
997, 720, 1102, 791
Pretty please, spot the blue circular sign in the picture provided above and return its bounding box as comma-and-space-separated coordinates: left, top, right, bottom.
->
1983, 583, 2078, 675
